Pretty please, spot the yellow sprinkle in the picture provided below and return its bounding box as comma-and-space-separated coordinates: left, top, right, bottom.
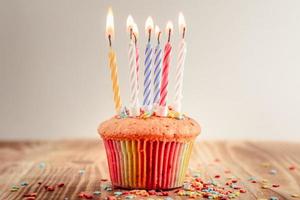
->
261, 179, 269, 183
261, 162, 271, 168
291, 194, 300, 198
261, 184, 271, 189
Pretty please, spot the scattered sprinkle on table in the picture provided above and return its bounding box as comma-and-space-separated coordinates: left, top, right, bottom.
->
269, 169, 277, 175
79, 169, 85, 175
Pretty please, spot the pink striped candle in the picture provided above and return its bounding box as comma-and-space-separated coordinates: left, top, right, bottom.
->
157, 21, 173, 117
133, 23, 140, 93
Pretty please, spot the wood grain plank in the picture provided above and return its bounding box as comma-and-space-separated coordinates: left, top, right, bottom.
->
0, 140, 299, 200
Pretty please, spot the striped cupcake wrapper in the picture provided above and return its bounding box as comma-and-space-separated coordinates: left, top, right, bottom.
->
103, 139, 194, 190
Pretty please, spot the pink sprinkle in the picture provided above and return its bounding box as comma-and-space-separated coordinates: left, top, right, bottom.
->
289, 165, 296, 170
107, 196, 116, 200
214, 175, 221, 178
58, 183, 64, 187
240, 189, 247, 193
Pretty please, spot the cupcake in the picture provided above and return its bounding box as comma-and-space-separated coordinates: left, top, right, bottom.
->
98, 114, 200, 190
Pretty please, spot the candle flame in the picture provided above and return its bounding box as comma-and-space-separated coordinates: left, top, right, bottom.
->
106, 7, 114, 40
165, 21, 173, 35
155, 25, 161, 37
145, 16, 154, 33
126, 15, 135, 32
178, 12, 186, 36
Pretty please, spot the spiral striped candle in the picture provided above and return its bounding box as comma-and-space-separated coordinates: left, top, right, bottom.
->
143, 42, 153, 110
129, 40, 140, 116
174, 39, 186, 113
136, 46, 140, 91
108, 49, 122, 114
153, 44, 162, 106
159, 42, 172, 114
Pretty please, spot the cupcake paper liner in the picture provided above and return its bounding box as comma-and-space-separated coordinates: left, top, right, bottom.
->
103, 139, 194, 190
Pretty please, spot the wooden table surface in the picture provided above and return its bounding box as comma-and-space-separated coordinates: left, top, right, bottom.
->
0, 140, 299, 200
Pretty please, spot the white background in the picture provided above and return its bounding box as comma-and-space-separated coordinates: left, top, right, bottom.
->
1, 0, 300, 140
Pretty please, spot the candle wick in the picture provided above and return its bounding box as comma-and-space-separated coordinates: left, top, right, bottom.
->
130, 28, 133, 40
182, 27, 186, 39
148, 29, 151, 43
157, 32, 161, 44
168, 29, 171, 42
108, 34, 112, 47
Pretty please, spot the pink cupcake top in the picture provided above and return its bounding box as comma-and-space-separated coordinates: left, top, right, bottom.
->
98, 116, 201, 141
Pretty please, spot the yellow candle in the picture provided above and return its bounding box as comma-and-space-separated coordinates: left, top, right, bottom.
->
106, 7, 122, 114
108, 48, 122, 113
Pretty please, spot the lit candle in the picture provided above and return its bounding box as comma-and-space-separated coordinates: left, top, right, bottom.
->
157, 21, 173, 117
143, 16, 154, 111
173, 12, 187, 114
133, 23, 140, 93
153, 25, 162, 109
127, 15, 140, 116
106, 8, 122, 114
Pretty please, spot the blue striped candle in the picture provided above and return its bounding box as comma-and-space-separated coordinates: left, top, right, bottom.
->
143, 17, 154, 112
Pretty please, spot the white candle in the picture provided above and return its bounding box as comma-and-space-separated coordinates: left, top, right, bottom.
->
173, 13, 187, 114
153, 26, 162, 109
127, 15, 140, 116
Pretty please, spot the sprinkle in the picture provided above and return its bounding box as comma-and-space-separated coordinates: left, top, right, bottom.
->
108, 196, 116, 200
148, 190, 156, 195
84, 193, 94, 199
79, 169, 85, 175
24, 197, 36, 200
240, 189, 246, 193
78, 192, 93, 199
93, 191, 101, 195
114, 191, 123, 196
23, 192, 37, 197
269, 197, 278, 200
262, 179, 269, 183
101, 178, 108, 181
269, 169, 277, 175
289, 165, 296, 170
262, 184, 271, 189
141, 111, 153, 119
57, 182, 65, 187
261, 162, 271, 168
272, 184, 280, 188
46, 186, 55, 191
214, 175, 221, 179
38, 162, 46, 169
119, 106, 129, 118
125, 195, 135, 199
291, 194, 300, 198
104, 186, 113, 191
21, 181, 29, 186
